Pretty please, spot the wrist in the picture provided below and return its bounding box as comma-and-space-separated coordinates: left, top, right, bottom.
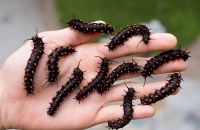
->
0, 70, 6, 129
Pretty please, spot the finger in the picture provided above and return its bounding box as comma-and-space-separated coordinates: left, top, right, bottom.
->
153, 60, 188, 74
96, 33, 177, 59
104, 81, 180, 103
93, 105, 155, 125
38, 21, 107, 46
109, 57, 188, 80
171, 87, 181, 95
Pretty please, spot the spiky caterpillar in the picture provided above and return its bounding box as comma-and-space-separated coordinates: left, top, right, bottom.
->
75, 57, 110, 102
142, 49, 190, 83
24, 34, 45, 95
47, 62, 84, 116
47, 46, 76, 83
108, 85, 135, 129
97, 61, 141, 94
140, 73, 182, 105
107, 24, 151, 51
67, 18, 115, 34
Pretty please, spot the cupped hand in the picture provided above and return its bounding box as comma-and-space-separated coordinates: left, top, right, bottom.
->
0, 22, 187, 129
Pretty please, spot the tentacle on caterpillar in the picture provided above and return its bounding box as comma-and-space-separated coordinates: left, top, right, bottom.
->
67, 18, 115, 34
107, 24, 151, 51
47, 61, 84, 116
75, 57, 110, 102
142, 49, 190, 85
97, 60, 141, 94
46, 46, 76, 84
107, 83, 135, 130
24, 32, 45, 95
140, 72, 183, 105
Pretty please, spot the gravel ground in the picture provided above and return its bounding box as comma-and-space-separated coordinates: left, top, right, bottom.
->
0, 0, 199, 130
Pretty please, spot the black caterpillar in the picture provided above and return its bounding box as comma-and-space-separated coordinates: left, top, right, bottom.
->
67, 18, 115, 34
75, 57, 110, 102
97, 61, 141, 94
24, 34, 45, 95
108, 84, 135, 130
107, 24, 151, 51
47, 62, 84, 116
142, 49, 190, 84
140, 73, 182, 105
47, 46, 76, 83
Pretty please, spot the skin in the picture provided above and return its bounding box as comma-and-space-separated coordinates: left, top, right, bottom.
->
0, 21, 187, 130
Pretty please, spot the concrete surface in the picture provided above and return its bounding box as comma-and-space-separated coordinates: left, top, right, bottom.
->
0, 0, 60, 66
0, 0, 199, 130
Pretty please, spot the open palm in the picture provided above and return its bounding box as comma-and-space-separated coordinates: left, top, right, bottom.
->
0, 24, 187, 129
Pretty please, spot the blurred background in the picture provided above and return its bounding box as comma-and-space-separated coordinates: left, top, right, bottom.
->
0, 0, 200, 130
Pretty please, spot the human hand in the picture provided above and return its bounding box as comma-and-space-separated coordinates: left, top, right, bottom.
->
0, 23, 187, 129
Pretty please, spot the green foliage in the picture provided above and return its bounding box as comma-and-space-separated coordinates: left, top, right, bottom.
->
55, 0, 200, 47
